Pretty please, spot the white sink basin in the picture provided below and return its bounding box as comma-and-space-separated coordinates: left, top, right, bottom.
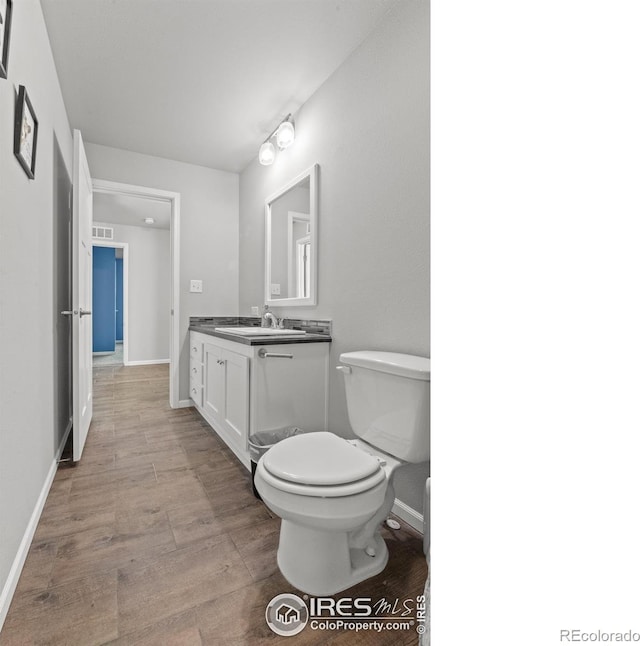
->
214, 327, 306, 336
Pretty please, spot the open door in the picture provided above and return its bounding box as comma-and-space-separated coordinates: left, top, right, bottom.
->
72, 130, 93, 461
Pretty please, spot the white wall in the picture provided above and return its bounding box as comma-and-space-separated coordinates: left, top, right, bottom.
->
84, 144, 239, 401
94, 222, 171, 363
238, 0, 429, 514
0, 0, 73, 625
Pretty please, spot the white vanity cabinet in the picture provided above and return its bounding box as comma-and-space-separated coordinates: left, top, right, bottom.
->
189, 330, 329, 469
202, 341, 249, 458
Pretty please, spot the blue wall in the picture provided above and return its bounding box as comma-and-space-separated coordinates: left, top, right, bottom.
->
115, 257, 123, 341
93, 246, 116, 352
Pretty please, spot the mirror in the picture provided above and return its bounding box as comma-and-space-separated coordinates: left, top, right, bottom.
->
265, 164, 318, 307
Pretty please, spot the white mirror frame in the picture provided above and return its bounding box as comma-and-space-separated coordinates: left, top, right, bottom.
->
265, 163, 318, 307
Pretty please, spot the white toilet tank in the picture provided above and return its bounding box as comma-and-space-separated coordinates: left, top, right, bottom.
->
339, 351, 430, 463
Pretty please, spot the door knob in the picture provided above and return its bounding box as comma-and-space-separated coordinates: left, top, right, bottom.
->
79, 308, 92, 317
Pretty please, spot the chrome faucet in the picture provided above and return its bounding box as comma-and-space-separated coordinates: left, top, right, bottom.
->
262, 305, 278, 329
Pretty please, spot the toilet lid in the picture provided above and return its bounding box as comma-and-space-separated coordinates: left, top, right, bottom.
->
262, 432, 382, 486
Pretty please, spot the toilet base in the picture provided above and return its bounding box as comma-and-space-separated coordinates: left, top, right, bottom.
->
276, 521, 389, 596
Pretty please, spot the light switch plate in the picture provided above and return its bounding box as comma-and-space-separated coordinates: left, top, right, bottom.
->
251, 306, 260, 316
190, 279, 203, 293
270, 283, 281, 295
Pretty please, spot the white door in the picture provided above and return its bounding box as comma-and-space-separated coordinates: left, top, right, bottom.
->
72, 130, 93, 461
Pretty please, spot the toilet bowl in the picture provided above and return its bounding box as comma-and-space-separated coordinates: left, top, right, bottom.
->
254, 350, 430, 596
254, 432, 401, 595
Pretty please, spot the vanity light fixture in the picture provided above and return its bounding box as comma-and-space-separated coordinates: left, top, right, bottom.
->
258, 114, 295, 166
259, 141, 276, 166
275, 119, 295, 149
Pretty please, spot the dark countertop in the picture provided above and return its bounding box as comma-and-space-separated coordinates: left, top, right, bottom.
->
189, 323, 332, 346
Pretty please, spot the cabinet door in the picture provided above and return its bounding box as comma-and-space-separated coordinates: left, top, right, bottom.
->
254, 343, 328, 433
204, 342, 225, 419
223, 351, 250, 448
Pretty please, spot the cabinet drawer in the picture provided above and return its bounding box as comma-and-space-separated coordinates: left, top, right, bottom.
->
189, 382, 202, 407
190, 339, 203, 363
189, 362, 202, 385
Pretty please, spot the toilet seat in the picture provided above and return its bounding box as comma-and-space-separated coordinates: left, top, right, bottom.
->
260, 432, 386, 498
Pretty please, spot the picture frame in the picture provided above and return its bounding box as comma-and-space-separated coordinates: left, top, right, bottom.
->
0, 0, 12, 79
14, 85, 39, 179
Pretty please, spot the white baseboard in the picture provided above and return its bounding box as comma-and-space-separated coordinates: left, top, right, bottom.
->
124, 359, 170, 366
176, 399, 194, 409
392, 498, 424, 533
0, 428, 69, 631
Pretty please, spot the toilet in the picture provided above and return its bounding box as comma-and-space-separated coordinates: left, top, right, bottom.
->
254, 350, 430, 596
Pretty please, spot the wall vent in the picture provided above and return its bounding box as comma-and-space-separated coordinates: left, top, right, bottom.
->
92, 226, 114, 241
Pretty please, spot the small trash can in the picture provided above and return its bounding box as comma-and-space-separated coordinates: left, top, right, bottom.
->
248, 426, 306, 500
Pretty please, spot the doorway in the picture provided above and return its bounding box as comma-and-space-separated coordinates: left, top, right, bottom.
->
92, 179, 181, 408
92, 241, 129, 367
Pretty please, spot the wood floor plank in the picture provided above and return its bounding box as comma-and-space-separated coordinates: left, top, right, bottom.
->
116, 472, 210, 514
68, 463, 157, 498
40, 476, 73, 510
0, 571, 118, 646
105, 608, 202, 646
166, 501, 227, 548
200, 476, 258, 516
194, 574, 291, 645
48, 517, 176, 587
10, 540, 58, 596
204, 494, 274, 535
117, 535, 253, 635
228, 518, 281, 582
174, 446, 235, 471
34, 506, 117, 543
195, 460, 247, 486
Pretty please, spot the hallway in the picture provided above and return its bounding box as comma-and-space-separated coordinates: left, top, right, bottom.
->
0, 365, 427, 645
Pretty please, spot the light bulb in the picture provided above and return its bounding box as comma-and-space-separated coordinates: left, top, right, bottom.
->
259, 141, 275, 165
275, 120, 295, 150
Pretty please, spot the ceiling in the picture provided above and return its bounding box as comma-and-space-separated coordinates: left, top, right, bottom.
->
40, 0, 399, 174
93, 192, 171, 230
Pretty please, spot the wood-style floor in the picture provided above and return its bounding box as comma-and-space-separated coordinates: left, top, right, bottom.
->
0, 365, 427, 645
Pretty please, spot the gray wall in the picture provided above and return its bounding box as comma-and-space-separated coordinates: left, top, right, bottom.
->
94, 222, 171, 363
239, 0, 429, 513
84, 143, 239, 402
0, 0, 73, 620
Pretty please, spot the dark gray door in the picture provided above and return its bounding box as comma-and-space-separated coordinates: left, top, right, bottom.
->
53, 137, 73, 453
